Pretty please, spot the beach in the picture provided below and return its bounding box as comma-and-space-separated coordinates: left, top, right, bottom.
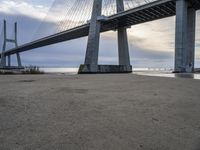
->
0, 74, 200, 150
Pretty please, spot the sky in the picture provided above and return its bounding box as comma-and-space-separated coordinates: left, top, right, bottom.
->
0, 0, 200, 69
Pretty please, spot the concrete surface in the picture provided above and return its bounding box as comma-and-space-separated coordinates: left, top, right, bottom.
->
0, 74, 200, 150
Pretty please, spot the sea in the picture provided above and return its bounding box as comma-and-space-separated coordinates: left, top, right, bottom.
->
39, 67, 200, 80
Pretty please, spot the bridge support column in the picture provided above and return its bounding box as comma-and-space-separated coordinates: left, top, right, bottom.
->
175, 0, 196, 73
0, 54, 6, 68
17, 53, 22, 67
117, 0, 131, 69
0, 53, 6, 67
185, 8, 196, 72
8, 55, 11, 67
78, 0, 102, 73
118, 28, 131, 66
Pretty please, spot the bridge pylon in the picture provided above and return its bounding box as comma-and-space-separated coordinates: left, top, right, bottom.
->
116, 0, 131, 67
0, 20, 22, 69
175, 0, 196, 73
78, 0, 132, 74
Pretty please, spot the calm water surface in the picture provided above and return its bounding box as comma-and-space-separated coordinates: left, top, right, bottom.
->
39, 67, 200, 80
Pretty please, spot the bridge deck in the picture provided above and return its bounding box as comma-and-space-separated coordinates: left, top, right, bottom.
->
1, 0, 200, 57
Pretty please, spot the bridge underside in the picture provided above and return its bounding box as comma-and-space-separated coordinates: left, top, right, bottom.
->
1, 0, 200, 73
103, 0, 200, 30
102, 0, 176, 30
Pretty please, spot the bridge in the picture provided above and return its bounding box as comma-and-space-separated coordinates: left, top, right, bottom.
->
0, 0, 200, 73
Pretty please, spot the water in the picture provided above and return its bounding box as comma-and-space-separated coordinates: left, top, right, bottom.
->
40, 67, 78, 75
133, 70, 200, 80
39, 67, 200, 80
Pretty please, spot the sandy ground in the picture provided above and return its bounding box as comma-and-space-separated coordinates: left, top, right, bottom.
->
0, 74, 200, 150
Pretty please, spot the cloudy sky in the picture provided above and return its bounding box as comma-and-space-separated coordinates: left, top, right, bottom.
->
0, 0, 200, 69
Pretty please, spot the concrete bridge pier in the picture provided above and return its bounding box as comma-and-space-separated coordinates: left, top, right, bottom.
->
8, 55, 11, 67
175, 0, 196, 73
118, 28, 131, 67
79, 0, 132, 73
78, 0, 102, 73
117, 0, 131, 68
16, 53, 22, 67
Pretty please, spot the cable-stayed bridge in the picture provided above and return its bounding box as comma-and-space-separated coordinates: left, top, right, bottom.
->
0, 0, 200, 73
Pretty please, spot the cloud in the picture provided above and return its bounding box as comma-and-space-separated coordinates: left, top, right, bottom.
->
0, 0, 49, 21
102, 17, 175, 53
0, 0, 93, 26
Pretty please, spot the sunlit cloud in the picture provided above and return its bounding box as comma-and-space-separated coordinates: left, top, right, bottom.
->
0, 0, 49, 20
101, 17, 175, 53
128, 17, 175, 52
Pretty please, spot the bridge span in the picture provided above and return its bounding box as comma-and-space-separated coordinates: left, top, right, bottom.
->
0, 0, 200, 73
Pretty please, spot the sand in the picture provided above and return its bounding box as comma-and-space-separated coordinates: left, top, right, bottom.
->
0, 74, 200, 150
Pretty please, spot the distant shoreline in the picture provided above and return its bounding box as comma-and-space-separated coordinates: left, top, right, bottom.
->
1, 68, 200, 80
